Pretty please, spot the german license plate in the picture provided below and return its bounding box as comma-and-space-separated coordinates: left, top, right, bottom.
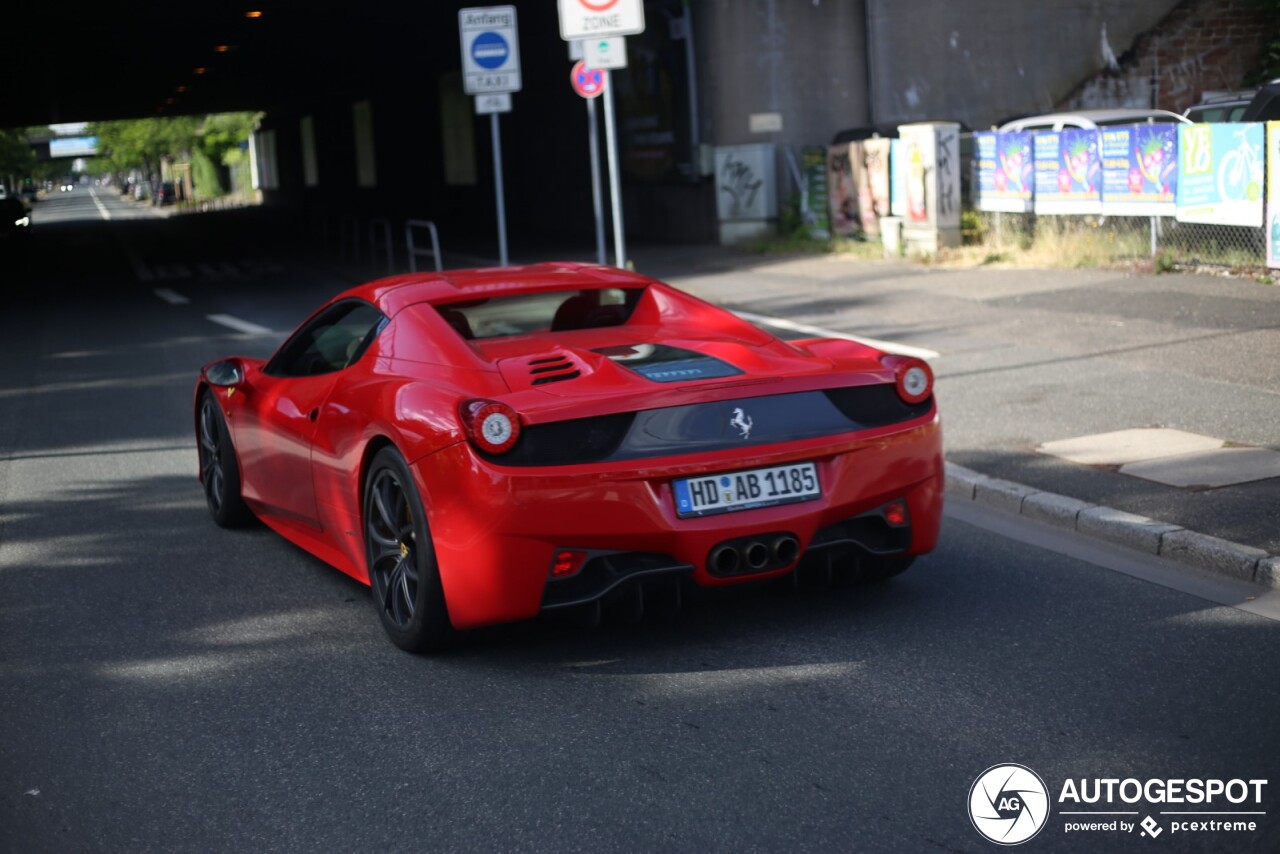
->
673, 462, 821, 519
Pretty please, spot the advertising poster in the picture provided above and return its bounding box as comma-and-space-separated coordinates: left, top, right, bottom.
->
829, 140, 893, 238
1176, 122, 1265, 226
1267, 122, 1280, 269
827, 144, 859, 237
851, 139, 892, 237
1100, 123, 1177, 216
1034, 129, 1102, 214
973, 131, 1034, 212
890, 138, 906, 217
801, 146, 831, 240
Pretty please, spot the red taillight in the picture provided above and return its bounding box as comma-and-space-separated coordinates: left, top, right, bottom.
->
460, 399, 522, 454
882, 499, 909, 527
550, 549, 588, 578
887, 356, 934, 405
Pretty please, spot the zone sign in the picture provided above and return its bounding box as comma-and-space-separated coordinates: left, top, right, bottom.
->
459, 6, 521, 94
557, 0, 645, 41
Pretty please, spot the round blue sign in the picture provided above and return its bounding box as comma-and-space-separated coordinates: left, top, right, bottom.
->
471, 32, 509, 70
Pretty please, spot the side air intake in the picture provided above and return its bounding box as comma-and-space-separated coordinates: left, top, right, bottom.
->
529, 355, 581, 386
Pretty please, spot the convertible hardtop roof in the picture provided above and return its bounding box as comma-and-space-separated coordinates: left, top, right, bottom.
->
347, 262, 656, 317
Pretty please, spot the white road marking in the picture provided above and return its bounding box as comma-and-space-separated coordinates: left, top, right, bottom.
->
207, 314, 272, 335
154, 288, 190, 305
734, 310, 941, 360
88, 188, 113, 221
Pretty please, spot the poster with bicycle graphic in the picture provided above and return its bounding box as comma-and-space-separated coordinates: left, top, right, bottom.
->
1268, 122, 1280, 269
1175, 122, 1265, 227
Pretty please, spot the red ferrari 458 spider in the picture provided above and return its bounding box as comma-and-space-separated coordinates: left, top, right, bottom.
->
195, 263, 942, 651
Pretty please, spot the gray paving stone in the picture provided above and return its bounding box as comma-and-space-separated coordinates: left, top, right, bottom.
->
943, 463, 985, 500
1036, 428, 1223, 466
1076, 506, 1182, 554
973, 477, 1036, 515
1021, 492, 1096, 530
1159, 530, 1267, 582
1119, 447, 1280, 489
1257, 557, 1280, 590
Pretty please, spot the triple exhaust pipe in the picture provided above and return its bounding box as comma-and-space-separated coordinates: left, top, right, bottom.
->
708, 532, 800, 577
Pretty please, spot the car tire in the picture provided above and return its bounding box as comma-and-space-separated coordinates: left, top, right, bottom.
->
363, 447, 455, 652
197, 391, 254, 528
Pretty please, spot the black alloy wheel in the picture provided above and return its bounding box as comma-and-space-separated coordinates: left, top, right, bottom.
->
363, 447, 454, 652
198, 391, 253, 528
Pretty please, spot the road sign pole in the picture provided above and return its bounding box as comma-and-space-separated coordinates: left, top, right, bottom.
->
491, 112, 509, 267
602, 71, 625, 268
587, 97, 606, 266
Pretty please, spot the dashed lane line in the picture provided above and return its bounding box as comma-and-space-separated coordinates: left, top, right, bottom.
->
88, 188, 113, 221
207, 314, 273, 335
154, 288, 190, 305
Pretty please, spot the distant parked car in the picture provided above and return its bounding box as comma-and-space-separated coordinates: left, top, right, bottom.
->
1183, 90, 1256, 123
997, 108, 1191, 132
1, 195, 32, 244
1240, 80, 1280, 122
153, 181, 176, 205
133, 182, 149, 201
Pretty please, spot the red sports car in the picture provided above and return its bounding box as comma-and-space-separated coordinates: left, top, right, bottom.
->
195, 263, 943, 651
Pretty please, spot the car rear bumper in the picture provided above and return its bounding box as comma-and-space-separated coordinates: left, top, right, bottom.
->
415, 413, 943, 630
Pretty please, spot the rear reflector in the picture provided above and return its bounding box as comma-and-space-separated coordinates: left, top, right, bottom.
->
550, 550, 588, 578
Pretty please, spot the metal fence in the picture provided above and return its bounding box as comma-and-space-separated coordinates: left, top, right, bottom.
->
968, 212, 1268, 269
959, 134, 1269, 271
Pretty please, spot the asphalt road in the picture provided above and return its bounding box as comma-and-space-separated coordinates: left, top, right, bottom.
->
1, 195, 1278, 852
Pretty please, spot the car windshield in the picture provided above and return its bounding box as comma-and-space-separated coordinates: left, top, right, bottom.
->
436, 287, 644, 340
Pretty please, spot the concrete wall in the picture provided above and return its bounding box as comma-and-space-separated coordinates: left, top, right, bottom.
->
866, 0, 1184, 130
701, 0, 872, 147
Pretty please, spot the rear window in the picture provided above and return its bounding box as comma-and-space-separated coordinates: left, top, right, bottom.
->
436, 287, 644, 340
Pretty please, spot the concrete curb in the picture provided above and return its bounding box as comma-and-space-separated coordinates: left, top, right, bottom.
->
945, 462, 1279, 589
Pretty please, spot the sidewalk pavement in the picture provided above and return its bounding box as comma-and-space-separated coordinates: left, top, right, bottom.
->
622, 244, 1280, 589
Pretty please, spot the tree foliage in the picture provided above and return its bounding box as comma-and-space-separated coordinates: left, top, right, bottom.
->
85, 112, 260, 185
0, 128, 39, 182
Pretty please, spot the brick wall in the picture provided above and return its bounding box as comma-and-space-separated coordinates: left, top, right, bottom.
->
1058, 0, 1270, 113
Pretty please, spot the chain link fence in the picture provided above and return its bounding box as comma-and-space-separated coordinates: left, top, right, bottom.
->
967, 212, 1268, 270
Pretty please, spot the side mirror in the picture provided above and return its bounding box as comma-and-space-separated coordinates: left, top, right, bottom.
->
204, 358, 245, 388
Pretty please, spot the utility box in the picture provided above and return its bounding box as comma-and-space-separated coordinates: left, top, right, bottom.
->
714, 144, 778, 244
898, 122, 962, 255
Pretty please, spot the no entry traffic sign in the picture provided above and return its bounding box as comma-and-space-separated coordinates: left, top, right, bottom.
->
557, 0, 645, 41
459, 6, 521, 94
570, 61, 606, 99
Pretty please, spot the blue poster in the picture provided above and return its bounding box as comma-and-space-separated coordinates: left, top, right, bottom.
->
1100, 124, 1177, 216
974, 131, 1033, 212
890, 138, 906, 217
1176, 122, 1265, 227
1034, 129, 1102, 214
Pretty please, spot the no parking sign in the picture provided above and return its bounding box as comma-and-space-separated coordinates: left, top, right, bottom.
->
570, 61, 606, 99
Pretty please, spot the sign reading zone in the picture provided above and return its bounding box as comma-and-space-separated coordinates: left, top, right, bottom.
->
557, 0, 645, 41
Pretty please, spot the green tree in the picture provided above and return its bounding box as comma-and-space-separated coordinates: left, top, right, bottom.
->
0, 128, 39, 190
